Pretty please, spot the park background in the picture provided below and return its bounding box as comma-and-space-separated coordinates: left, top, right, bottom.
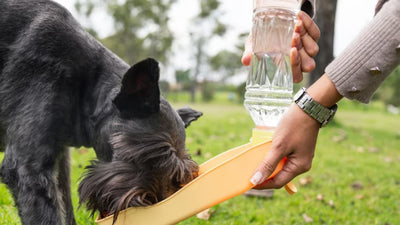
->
1, 0, 400, 224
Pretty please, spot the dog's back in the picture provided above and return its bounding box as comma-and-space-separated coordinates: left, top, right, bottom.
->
0, 0, 75, 71
0, 0, 129, 149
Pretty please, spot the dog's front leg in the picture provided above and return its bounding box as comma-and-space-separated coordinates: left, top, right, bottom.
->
56, 148, 77, 225
0, 144, 68, 225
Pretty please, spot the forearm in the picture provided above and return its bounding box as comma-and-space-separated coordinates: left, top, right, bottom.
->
325, 0, 400, 103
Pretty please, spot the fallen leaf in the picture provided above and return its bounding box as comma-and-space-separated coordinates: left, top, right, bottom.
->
332, 136, 345, 143
204, 152, 212, 159
299, 176, 312, 186
302, 213, 313, 223
351, 182, 364, 190
368, 147, 380, 153
196, 208, 212, 221
228, 133, 236, 139
356, 146, 365, 153
355, 194, 364, 200
186, 137, 193, 144
384, 157, 393, 163
328, 200, 335, 209
317, 194, 324, 201
332, 130, 347, 143
210, 135, 218, 140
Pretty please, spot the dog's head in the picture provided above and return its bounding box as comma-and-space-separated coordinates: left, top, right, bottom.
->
78, 58, 202, 221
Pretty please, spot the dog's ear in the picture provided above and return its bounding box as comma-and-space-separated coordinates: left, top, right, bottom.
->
113, 58, 161, 119
177, 107, 203, 128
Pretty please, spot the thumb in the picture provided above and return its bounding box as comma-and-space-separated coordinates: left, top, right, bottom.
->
241, 52, 252, 66
250, 148, 283, 186
241, 34, 253, 66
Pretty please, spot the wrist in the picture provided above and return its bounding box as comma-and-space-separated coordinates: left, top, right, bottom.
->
294, 86, 338, 127
306, 74, 342, 108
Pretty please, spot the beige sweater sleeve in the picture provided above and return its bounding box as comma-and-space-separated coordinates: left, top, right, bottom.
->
325, 0, 400, 103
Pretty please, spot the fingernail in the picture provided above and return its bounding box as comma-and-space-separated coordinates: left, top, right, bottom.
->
250, 171, 263, 185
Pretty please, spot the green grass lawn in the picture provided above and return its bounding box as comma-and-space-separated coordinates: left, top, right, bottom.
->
1, 97, 400, 224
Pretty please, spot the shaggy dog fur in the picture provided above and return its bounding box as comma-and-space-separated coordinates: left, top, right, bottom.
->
0, 0, 201, 224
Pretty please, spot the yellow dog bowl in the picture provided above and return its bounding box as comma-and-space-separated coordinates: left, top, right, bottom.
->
96, 129, 295, 225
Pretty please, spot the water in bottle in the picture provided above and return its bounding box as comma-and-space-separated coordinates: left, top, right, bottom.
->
244, 0, 300, 129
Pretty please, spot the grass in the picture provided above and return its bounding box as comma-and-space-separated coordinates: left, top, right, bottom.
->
1, 95, 400, 224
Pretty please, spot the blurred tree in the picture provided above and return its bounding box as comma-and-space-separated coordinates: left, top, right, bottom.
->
158, 80, 170, 96
75, 0, 175, 65
209, 33, 247, 83
201, 80, 216, 102
175, 69, 192, 91
189, 0, 227, 102
308, 0, 337, 86
209, 50, 242, 82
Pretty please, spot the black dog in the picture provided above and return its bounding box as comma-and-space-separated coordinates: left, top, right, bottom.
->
0, 0, 201, 224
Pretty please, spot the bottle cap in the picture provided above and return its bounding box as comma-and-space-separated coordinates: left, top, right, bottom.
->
253, 0, 301, 11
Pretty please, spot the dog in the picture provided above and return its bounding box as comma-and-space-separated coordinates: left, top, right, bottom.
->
0, 0, 202, 224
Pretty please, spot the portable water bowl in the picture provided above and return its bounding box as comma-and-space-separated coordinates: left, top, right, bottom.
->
96, 128, 297, 225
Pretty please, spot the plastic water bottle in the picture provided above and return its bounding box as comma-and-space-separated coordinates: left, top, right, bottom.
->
244, 0, 300, 130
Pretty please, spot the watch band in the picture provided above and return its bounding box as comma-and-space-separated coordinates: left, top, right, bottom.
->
294, 88, 338, 127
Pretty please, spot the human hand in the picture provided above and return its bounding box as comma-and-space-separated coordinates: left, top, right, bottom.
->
249, 74, 342, 190
250, 103, 320, 189
241, 11, 320, 83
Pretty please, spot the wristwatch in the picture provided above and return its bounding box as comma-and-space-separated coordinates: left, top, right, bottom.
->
293, 87, 338, 127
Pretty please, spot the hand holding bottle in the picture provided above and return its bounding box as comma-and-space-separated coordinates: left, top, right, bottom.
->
242, 11, 320, 83
250, 75, 342, 189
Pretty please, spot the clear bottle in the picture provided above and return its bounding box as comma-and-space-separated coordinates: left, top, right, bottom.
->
244, 0, 300, 130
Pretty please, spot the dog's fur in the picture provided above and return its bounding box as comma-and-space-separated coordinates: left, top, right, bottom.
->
0, 0, 201, 224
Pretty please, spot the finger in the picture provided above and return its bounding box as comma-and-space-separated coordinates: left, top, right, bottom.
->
291, 33, 304, 82
250, 147, 284, 186
294, 19, 319, 57
290, 47, 303, 83
291, 31, 303, 49
301, 33, 319, 57
254, 158, 311, 190
298, 11, 320, 42
241, 35, 253, 66
254, 167, 297, 190
241, 53, 252, 66
298, 48, 316, 73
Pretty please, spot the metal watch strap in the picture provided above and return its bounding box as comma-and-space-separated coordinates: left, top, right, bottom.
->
294, 88, 338, 127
